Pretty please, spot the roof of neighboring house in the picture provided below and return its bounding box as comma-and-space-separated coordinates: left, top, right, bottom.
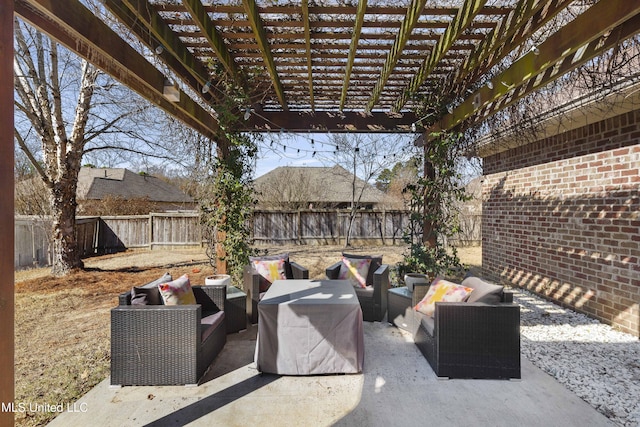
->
254, 165, 385, 205
77, 167, 193, 203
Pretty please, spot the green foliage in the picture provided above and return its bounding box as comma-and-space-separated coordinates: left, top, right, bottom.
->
198, 74, 259, 283
397, 132, 470, 279
200, 135, 258, 282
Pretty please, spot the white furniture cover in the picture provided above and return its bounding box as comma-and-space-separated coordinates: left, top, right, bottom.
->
255, 279, 364, 375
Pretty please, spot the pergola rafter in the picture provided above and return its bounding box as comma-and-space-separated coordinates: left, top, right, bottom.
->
432, 0, 640, 135
301, 0, 314, 111
366, 0, 427, 112
11, 0, 640, 134
340, 0, 367, 111
103, 0, 218, 104
392, 0, 487, 112
14, 0, 222, 140
450, 0, 574, 96
242, 0, 288, 111
182, 0, 243, 86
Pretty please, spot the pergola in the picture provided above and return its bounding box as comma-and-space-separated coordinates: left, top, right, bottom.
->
2, 0, 640, 423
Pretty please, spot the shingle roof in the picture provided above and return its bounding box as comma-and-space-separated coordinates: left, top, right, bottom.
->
77, 168, 193, 203
254, 165, 384, 205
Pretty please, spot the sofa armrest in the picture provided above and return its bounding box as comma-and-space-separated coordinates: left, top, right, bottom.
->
243, 265, 262, 324
193, 285, 227, 313
110, 304, 203, 385
503, 290, 514, 303
325, 261, 342, 279
118, 290, 132, 306
412, 282, 431, 308
290, 261, 309, 279
434, 302, 521, 378
372, 264, 390, 304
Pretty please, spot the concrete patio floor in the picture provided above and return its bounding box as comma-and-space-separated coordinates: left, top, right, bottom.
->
48, 321, 614, 427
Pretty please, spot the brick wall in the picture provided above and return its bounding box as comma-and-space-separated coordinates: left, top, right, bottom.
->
482, 110, 640, 337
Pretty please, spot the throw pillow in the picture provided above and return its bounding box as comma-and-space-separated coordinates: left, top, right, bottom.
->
130, 272, 171, 305
131, 286, 162, 305
414, 279, 474, 316
338, 256, 371, 288
342, 253, 382, 285
252, 258, 287, 291
158, 274, 196, 305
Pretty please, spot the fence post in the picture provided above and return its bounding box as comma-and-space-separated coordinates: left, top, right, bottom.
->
148, 213, 153, 250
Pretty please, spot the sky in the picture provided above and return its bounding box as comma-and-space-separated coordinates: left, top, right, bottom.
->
252, 131, 420, 179
253, 132, 338, 178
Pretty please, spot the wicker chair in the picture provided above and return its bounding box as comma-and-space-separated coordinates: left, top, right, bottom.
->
412, 277, 521, 379
243, 255, 309, 324
111, 284, 227, 386
325, 254, 390, 322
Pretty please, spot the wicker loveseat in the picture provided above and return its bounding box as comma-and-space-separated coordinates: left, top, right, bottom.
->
111, 273, 227, 386
325, 254, 390, 322
412, 276, 521, 379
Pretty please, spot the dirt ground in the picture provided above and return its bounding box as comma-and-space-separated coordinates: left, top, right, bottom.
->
13, 244, 481, 426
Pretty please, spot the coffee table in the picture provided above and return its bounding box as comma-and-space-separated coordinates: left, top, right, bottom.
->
388, 286, 418, 335
255, 279, 364, 375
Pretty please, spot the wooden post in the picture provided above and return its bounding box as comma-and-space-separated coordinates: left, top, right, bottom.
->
423, 141, 437, 248
0, 0, 15, 424
216, 230, 227, 274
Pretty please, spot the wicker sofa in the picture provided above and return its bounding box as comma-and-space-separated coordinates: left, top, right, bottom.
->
111, 274, 227, 386
325, 254, 390, 322
412, 276, 521, 379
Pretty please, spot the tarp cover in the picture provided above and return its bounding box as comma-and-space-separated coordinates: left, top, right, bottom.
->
255, 279, 364, 375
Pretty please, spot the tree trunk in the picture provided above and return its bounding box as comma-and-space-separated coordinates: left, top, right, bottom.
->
50, 177, 84, 276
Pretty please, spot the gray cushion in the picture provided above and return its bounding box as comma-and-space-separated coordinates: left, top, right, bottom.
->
462, 276, 504, 304
354, 285, 374, 299
420, 315, 435, 336
201, 311, 225, 342
130, 272, 172, 305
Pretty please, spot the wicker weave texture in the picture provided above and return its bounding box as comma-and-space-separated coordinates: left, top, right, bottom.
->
414, 300, 521, 379
111, 285, 227, 386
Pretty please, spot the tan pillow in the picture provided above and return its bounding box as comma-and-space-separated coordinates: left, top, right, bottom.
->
158, 274, 196, 305
414, 278, 474, 316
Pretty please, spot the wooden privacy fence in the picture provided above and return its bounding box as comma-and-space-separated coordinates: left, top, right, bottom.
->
251, 209, 410, 245
15, 210, 481, 269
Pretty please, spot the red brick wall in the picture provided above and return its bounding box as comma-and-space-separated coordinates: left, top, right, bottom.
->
482, 110, 640, 337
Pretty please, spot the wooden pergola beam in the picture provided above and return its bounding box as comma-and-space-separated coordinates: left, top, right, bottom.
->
432, 0, 640, 134
243, 110, 417, 133
242, 0, 288, 111
466, 13, 640, 134
453, 0, 573, 93
392, 0, 487, 112
366, 0, 427, 112
302, 0, 314, 111
104, 0, 218, 103
157, 3, 512, 17
15, 0, 221, 140
340, 0, 367, 111
182, 0, 242, 85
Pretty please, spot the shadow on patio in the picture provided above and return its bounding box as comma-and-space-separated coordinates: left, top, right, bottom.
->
47, 320, 615, 427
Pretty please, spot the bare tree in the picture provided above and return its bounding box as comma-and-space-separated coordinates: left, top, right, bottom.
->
330, 133, 415, 246
13, 21, 177, 276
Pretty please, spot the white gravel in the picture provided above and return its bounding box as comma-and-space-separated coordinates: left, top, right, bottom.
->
515, 289, 640, 427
